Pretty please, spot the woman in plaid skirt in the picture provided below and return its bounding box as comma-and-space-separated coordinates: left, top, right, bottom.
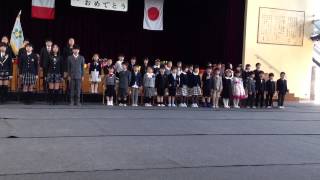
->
19, 44, 39, 104
46, 44, 63, 105
0, 43, 12, 103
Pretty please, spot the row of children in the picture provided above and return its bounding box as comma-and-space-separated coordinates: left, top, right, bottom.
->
0, 35, 288, 108
98, 57, 288, 108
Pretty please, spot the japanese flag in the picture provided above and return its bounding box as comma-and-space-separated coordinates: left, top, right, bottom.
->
32, 0, 55, 20
143, 0, 164, 31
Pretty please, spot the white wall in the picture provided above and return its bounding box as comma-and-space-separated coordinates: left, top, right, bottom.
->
243, 0, 318, 99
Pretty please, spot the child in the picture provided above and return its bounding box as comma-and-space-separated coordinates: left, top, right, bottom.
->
277, 72, 288, 109
202, 66, 213, 107
246, 72, 256, 108
118, 62, 131, 106
46, 44, 63, 105
1, 36, 13, 58
212, 68, 223, 108
155, 65, 168, 107
255, 71, 266, 108
165, 61, 173, 75
178, 66, 189, 107
242, 64, 251, 88
130, 65, 142, 106
167, 67, 179, 107
19, 43, 39, 104
89, 54, 102, 94
143, 67, 155, 107
128, 56, 137, 72
221, 69, 233, 108
0, 43, 12, 103
153, 59, 161, 75
253, 63, 262, 80
186, 65, 194, 106
141, 58, 149, 77
67, 45, 85, 106
114, 54, 125, 77
176, 61, 182, 75
265, 73, 276, 108
105, 67, 116, 106
232, 70, 246, 108
102, 58, 113, 75
191, 65, 201, 108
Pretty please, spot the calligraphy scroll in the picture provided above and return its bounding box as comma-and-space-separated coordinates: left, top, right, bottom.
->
257, 7, 305, 46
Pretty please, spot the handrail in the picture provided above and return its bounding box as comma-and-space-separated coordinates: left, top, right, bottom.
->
254, 54, 282, 74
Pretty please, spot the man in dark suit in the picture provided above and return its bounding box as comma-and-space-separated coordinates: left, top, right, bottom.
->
63, 38, 75, 77
40, 39, 53, 91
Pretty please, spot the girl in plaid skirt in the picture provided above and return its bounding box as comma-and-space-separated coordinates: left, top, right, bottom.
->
19, 44, 39, 104
191, 65, 201, 108
178, 66, 189, 107
0, 43, 12, 103
46, 44, 63, 105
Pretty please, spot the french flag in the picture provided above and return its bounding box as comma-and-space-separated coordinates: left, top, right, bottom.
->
32, 0, 55, 20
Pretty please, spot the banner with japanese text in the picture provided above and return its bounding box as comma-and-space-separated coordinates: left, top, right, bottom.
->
71, 0, 128, 12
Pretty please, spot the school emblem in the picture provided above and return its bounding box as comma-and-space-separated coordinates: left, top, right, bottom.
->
12, 28, 23, 39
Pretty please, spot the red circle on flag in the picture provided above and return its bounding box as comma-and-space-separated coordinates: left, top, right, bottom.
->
148, 7, 160, 21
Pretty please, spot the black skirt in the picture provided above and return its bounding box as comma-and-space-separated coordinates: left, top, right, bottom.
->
105, 85, 115, 97
168, 87, 177, 96
157, 88, 165, 96
202, 87, 212, 97
221, 78, 233, 99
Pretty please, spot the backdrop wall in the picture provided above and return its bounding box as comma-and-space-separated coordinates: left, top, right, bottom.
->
243, 0, 317, 99
0, 0, 245, 66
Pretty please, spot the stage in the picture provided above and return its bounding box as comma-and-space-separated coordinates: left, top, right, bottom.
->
0, 103, 320, 179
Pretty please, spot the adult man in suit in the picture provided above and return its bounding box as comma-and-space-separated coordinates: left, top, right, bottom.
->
40, 39, 53, 91
67, 45, 84, 106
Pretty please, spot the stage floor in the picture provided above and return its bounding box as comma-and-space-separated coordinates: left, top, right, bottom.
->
0, 103, 320, 180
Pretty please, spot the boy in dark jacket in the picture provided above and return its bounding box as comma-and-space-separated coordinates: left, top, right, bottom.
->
277, 72, 288, 109
265, 73, 276, 108
130, 65, 142, 106
118, 62, 131, 106
246, 72, 256, 108
167, 67, 180, 107
201, 66, 213, 107
255, 71, 266, 108
155, 65, 168, 106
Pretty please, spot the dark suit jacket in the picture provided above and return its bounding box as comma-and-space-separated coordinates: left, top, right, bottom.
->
255, 79, 266, 92
47, 55, 63, 76
130, 72, 142, 87
0, 53, 12, 76
67, 55, 85, 80
277, 79, 288, 95
19, 53, 39, 75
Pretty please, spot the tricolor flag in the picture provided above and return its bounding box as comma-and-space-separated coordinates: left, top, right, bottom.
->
32, 0, 55, 20
10, 11, 24, 56
143, 0, 164, 31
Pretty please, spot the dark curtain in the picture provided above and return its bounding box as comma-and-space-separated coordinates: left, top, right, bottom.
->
0, 0, 245, 66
